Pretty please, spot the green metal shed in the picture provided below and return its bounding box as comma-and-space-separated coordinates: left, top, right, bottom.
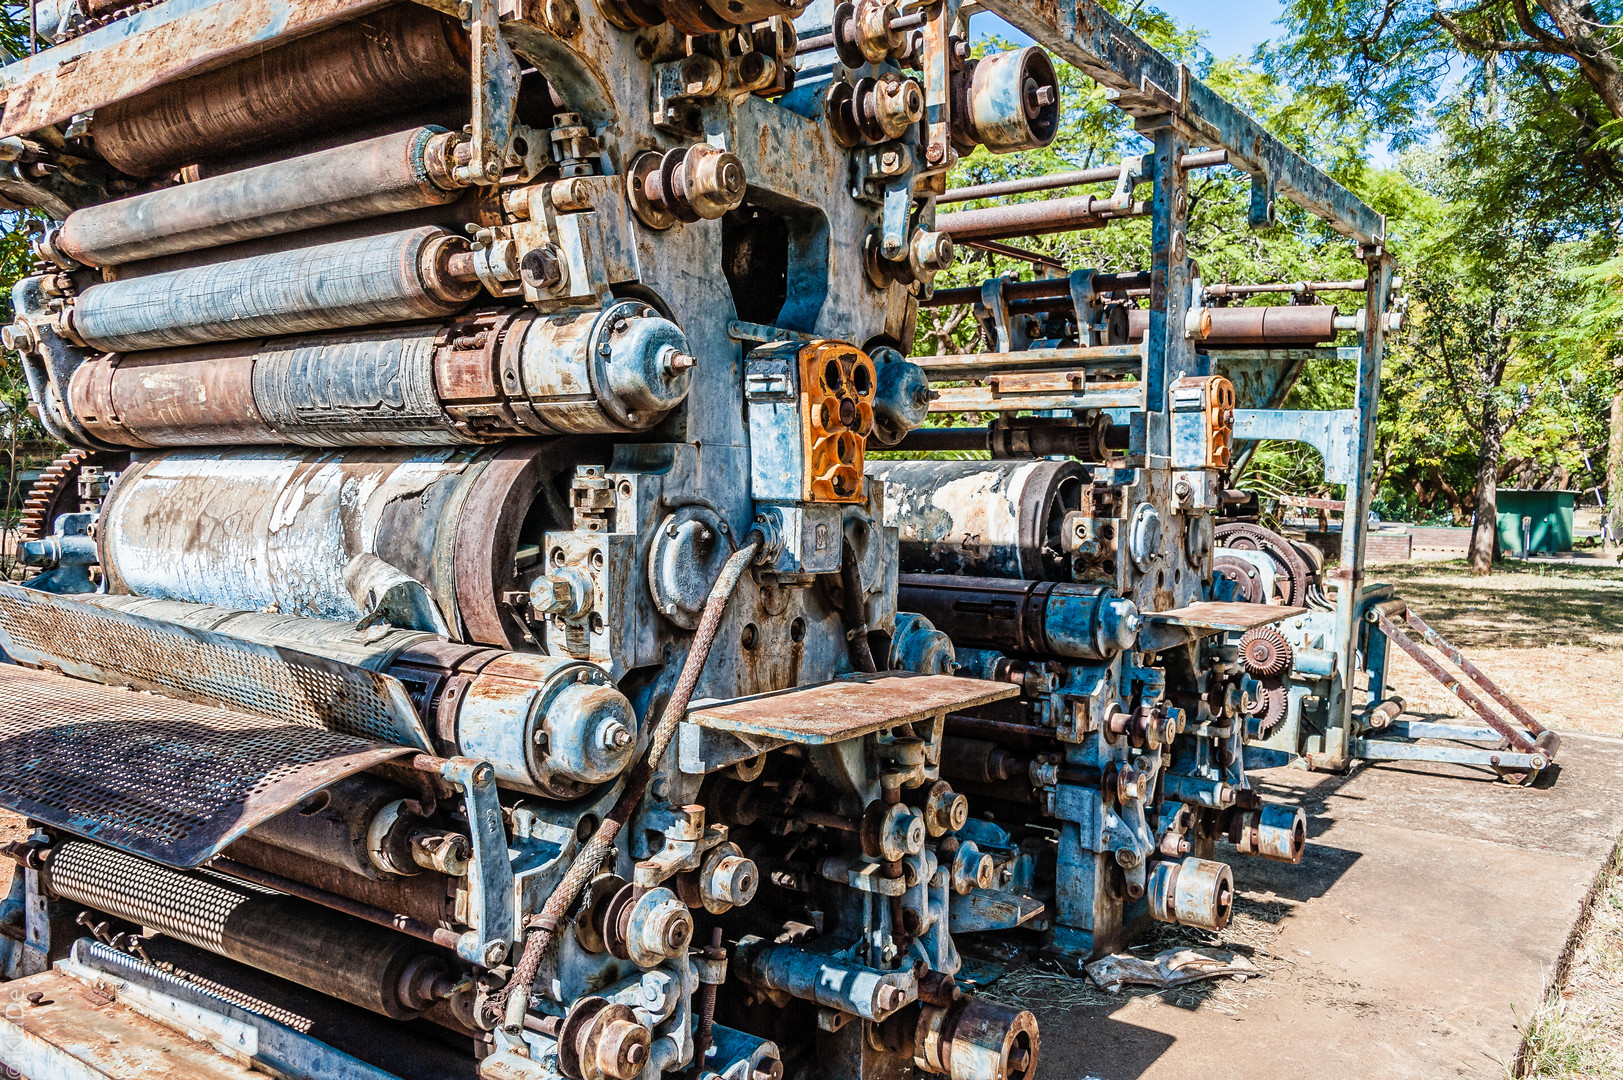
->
1494, 489, 1576, 556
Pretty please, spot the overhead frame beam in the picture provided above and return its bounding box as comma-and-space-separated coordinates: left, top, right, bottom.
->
976, 0, 1386, 246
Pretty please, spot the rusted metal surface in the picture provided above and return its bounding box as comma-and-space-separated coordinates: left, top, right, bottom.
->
44, 842, 456, 1018
453, 440, 563, 648
0, 0, 413, 144
1126, 304, 1338, 346
688, 673, 1016, 744
0, 583, 434, 748
1374, 611, 1541, 755
0, 965, 277, 1080
1144, 602, 1308, 632
1403, 610, 1549, 738
0, 663, 411, 867
96, 448, 482, 633
70, 343, 278, 447
79, 2, 469, 175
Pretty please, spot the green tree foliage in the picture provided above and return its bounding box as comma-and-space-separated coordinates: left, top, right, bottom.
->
917, 3, 1623, 566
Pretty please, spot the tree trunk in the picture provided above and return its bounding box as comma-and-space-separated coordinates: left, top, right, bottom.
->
1468, 420, 1503, 574
1609, 387, 1623, 545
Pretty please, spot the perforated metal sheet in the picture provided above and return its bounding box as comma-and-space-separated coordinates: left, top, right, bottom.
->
0, 584, 432, 749
0, 663, 412, 868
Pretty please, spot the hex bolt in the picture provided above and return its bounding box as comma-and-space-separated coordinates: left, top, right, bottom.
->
520, 245, 564, 290
597, 719, 632, 751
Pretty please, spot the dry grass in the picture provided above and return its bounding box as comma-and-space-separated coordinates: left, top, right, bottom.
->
1517, 839, 1623, 1079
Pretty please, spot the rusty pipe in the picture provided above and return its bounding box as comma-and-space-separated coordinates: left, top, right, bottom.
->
1127, 304, 1339, 347
43, 841, 460, 1019
934, 195, 1148, 242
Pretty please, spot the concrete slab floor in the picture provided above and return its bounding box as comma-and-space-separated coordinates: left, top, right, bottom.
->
1021, 731, 1623, 1080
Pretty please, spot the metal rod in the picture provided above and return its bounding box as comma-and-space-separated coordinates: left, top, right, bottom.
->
795, 11, 924, 54
936, 150, 1228, 204
1373, 613, 1540, 755
913, 344, 1142, 380
961, 239, 1067, 269
1403, 610, 1550, 740
921, 271, 1151, 308
208, 857, 465, 951
934, 196, 1147, 242
1206, 279, 1368, 298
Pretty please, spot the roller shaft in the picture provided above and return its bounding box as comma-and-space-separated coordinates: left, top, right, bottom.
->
68, 303, 694, 447
68, 227, 478, 352
44, 841, 452, 1019
56, 127, 465, 268
93, 5, 470, 177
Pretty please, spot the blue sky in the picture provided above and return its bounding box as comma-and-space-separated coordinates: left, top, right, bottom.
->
1152, 0, 1286, 60
972, 0, 1288, 62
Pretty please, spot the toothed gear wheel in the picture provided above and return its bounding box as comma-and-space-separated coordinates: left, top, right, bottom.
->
1243, 684, 1288, 739
17, 449, 125, 543
1238, 626, 1292, 678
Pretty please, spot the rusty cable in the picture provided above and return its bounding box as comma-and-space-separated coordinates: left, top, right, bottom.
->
501, 536, 762, 1032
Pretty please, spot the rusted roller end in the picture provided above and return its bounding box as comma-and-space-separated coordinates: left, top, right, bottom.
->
916, 997, 1039, 1080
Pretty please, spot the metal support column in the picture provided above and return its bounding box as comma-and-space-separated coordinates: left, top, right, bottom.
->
1324, 254, 1394, 765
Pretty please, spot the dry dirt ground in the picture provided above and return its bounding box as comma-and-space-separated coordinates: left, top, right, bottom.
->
1370, 560, 1623, 738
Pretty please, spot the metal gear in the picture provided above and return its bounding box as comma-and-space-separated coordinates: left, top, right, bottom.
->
17, 449, 88, 544
1213, 554, 1266, 604
17, 448, 129, 544
1238, 625, 1293, 678
1215, 522, 1312, 606
1242, 684, 1288, 740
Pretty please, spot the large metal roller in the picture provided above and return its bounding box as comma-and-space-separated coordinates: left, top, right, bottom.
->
66, 226, 480, 352
43, 841, 462, 1019
49, 127, 468, 268
896, 573, 1140, 660
92, 4, 471, 177
97, 442, 578, 650
866, 458, 1087, 579
68, 300, 693, 447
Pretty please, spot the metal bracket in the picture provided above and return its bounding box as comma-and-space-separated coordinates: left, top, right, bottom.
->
1231, 408, 1359, 484
463, 0, 523, 185
439, 756, 518, 967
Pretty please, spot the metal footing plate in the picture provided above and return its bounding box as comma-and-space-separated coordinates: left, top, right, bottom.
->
688, 672, 1018, 744
0, 663, 412, 868
1143, 602, 1309, 632
0, 583, 432, 749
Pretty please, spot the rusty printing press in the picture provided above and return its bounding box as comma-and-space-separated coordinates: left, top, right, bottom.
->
0, 0, 1399, 1077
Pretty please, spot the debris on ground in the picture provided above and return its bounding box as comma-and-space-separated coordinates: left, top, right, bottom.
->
1085, 948, 1261, 994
